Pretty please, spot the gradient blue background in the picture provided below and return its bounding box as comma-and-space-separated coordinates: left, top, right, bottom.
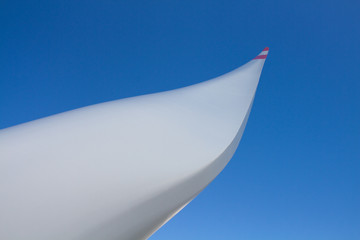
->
1, 1, 359, 239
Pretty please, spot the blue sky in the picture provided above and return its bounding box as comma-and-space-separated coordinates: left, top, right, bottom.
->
1, 0, 359, 239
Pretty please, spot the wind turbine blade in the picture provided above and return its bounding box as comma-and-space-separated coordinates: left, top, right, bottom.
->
0, 48, 269, 240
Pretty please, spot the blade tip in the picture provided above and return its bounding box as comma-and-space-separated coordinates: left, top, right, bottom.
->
253, 47, 269, 60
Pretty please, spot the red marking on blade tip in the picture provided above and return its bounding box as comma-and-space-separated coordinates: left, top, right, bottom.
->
254, 55, 267, 59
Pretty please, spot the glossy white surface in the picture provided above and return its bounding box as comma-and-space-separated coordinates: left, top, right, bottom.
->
0, 49, 268, 240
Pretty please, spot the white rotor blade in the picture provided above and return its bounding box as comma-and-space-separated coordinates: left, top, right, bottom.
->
0, 48, 269, 240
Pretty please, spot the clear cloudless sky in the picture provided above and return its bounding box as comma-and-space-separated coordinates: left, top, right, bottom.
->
1, 0, 359, 239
